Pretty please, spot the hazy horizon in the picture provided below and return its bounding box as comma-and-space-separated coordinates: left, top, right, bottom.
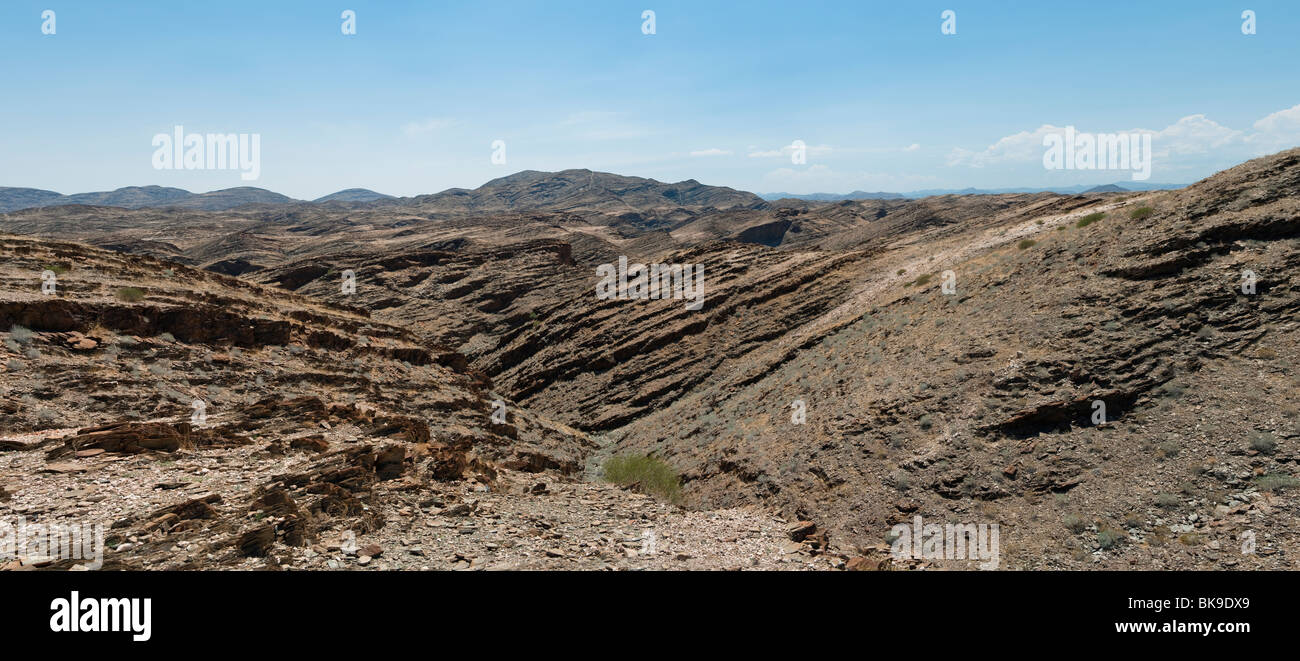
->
1, 168, 1194, 202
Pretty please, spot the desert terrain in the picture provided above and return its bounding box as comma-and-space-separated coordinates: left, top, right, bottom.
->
3, 151, 1298, 570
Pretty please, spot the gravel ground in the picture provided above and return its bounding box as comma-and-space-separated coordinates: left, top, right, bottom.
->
1, 431, 837, 571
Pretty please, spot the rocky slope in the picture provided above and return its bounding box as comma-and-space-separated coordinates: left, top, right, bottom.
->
0, 236, 796, 570
4, 152, 1299, 570
601, 150, 1300, 569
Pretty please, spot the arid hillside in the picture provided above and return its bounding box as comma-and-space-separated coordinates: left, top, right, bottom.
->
3, 152, 1299, 570
0, 237, 821, 569
602, 150, 1300, 569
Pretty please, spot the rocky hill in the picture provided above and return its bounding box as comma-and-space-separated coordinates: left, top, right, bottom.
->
0, 235, 815, 569
0, 186, 297, 213
3, 151, 1299, 570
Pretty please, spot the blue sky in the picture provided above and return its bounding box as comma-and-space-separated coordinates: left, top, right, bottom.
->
3, 0, 1300, 198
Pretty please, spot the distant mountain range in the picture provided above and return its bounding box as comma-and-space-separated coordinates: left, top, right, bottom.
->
0, 170, 762, 215
406, 169, 764, 214
0, 174, 1188, 216
0, 185, 299, 213
760, 181, 1186, 201
313, 188, 395, 203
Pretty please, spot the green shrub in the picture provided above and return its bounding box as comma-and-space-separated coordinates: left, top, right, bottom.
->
1129, 206, 1154, 220
1249, 432, 1277, 455
1017, 239, 1036, 250
1063, 514, 1087, 533
115, 287, 146, 302
1155, 493, 1180, 508
1097, 528, 1124, 550
602, 454, 681, 504
1076, 212, 1105, 228
9, 325, 35, 344
1254, 473, 1299, 492
41, 263, 70, 274
890, 470, 911, 492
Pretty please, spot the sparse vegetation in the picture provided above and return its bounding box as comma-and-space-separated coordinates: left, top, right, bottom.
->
1017, 239, 1036, 250
1129, 206, 1154, 220
1155, 493, 1181, 508
1097, 527, 1124, 550
1249, 432, 1277, 455
1254, 473, 1299, 492
602, 454, 681, 504
115, 287, 146, 302
1155, 381, 1186, 405
889, 470, 911, 492
1076, 212, 1104, 228
1063, 514, 1086, 533
9, 325, 35, 344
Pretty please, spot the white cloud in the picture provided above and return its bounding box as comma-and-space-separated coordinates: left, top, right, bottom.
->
748, 143, 834, 158
1251, 103, 1300, 133
690, 148, 733, 157
1148, 114, 1241, 157
947, 103, 1300, 174
402, 117, 457, 136
946, 125, 1061, 168
1246, 103, 1300, 153
903, 143, 921, 152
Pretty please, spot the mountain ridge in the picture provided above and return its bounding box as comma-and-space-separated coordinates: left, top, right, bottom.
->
759, 181, 1188, 201
4, 172, 1189, 216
